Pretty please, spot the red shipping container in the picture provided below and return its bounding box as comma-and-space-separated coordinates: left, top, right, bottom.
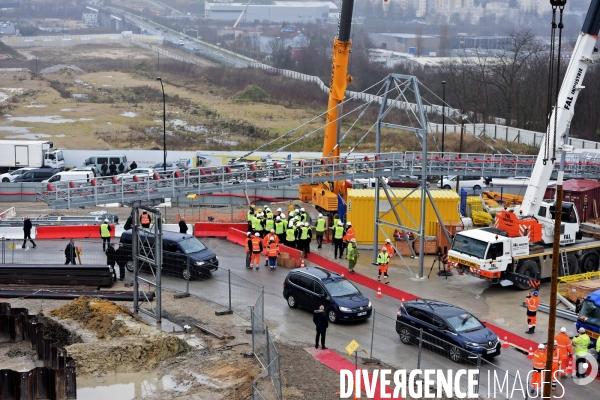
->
544, 179, 600, 222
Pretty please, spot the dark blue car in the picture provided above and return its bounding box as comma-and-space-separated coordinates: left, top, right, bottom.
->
283, 267, 371, 323
396, 299, 500, 363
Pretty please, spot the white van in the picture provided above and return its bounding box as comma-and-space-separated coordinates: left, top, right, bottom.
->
43, 170, 94, 184
81, 155, 128, 174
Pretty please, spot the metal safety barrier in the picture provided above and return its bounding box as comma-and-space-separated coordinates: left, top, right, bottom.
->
36, 151, 600, 209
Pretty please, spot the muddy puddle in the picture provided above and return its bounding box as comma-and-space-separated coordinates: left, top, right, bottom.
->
77, 369, 223, 399
7, 115, 93, 123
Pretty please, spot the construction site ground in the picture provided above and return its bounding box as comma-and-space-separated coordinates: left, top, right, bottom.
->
2, 287, 345, 400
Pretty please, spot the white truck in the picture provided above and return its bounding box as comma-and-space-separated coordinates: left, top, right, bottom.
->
0, 140, 64, 173
448, 0, 600, 289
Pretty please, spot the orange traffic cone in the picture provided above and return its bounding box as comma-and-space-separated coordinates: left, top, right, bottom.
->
300, 259, 305, 268
376, 287, 382, 298
566, 359, 573, 376
502, 336, 510, 349
527, 347, 534, 359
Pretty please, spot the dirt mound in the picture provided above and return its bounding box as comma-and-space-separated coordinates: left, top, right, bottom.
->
49, 297, 191, 376
50, 296, 133, 339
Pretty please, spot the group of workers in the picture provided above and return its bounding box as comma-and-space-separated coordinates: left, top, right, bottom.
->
530, 326, 600, 394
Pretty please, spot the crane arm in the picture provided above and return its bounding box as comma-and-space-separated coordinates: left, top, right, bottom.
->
233, 0, 252, 29
520, 0, 600, 217
322, 0, 355, 159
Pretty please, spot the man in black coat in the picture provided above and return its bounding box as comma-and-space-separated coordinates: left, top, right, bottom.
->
22, 215, 36, 249
64, 239, 76, 265
109, 162, 117, 176
179, 217, 188, 234
118, 162, 125, 173
129, 161, 138, 170
100, 162, 108, 176
313, 305, 329, 350
115, 244, 128, 281
124, 215, 133, 231
105, 244, 117, 281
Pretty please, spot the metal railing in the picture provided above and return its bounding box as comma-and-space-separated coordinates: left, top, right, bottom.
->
36, 151, 600, 208
251, 308, 282, 400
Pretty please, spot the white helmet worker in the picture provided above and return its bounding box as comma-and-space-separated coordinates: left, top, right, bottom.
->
347, 222, 352, 226
304, 222, 309, 227
538, 343, 545, 350
337, 221, 343, 226
277, 208, 282, 212
560, 327, 567, 333
578, 327, 586, 333
300, 208, 305, 212
385, 238, 391, 243
318, 213, 323, 218
255, 233, 260, 237
276, 216, 281, 220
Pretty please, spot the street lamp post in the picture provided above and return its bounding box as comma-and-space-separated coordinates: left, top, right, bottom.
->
441, 81, 446, 189
156, 77, 166, 173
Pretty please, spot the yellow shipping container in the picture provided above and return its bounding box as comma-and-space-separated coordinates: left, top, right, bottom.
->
347, 189, 461, 245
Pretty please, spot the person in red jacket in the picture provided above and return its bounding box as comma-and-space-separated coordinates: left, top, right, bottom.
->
250, 233, 263, 270
525, 290, 540, 334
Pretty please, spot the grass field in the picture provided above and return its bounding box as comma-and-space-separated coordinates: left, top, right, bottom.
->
0, 43, 537, 155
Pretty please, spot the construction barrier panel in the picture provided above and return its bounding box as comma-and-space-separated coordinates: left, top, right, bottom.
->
195, 222, 247, 238
0, 226, 35, 239
227, 228, 248, 246
36, 225, 115, 239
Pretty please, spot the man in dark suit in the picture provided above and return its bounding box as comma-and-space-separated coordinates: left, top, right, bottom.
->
64, 239, 76, 265
22, 215, 36, 248
313, 305, 329, 350
179, 217, 188, 234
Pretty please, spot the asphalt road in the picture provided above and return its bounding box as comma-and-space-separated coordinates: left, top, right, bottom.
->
11, 238, 597, 397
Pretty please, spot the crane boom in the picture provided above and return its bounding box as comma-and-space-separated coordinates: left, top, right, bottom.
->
233, 0, 252, 29
520, 0, 600, 217
322, 0, 354, 159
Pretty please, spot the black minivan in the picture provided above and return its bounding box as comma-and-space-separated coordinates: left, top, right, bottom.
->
13, 168, 60, 183
283, 267, 371, 323
120, 231, 218, 279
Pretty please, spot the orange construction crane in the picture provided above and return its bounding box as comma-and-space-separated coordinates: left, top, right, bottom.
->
299, 0, 355, 213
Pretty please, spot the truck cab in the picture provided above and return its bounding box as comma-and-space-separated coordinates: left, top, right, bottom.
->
576, 290, 600, 344
448, 229, 529, 283
44, 149, 64, 170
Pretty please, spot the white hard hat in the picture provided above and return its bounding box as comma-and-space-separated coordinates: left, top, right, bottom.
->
554, 340, 558, 346
104, 219, 108, 222
304, 222, 309, 227
538, 343, 545, 350
255, 233, 260, 237
277, 208, 282, 212
265, 207, 270, 210
281, 213, 286, 219
351, 238, 356, 243
294, 209, 299, 213
296, 222, 302, 227
337, 221, 343, 226
269, 237, 274, 241
560, 327, 567, 333
579, 327, 586, 333
385, 238, 391, 243
382, 247, 387, 251
318, 213, 323, 218
276, 216, 281, 220
247, 232, 251, 236
270, 229, 275, 233
346, 222, 351, 226
300, 208, 305, 212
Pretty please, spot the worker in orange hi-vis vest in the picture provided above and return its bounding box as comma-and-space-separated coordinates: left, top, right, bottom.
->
250, 233, 263, 271
525, 290, 540, 334
381, 238, 396, 257
554, 327, 573, 378
531, 343, 547, 396
267, 237, 280, 271
551, 340, 562, 391
262, 230, 279, 266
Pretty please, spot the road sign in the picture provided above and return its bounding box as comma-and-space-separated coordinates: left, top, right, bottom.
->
345, 339, 360, 356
